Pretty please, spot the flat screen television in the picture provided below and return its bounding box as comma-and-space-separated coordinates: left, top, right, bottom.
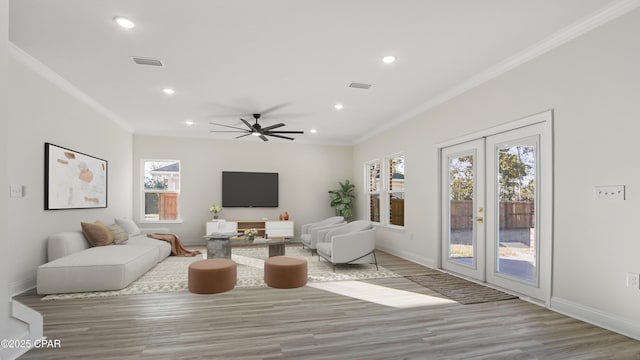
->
222, 171, 279, 208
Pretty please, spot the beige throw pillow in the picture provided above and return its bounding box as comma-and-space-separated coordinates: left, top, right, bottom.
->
108, 223, 129, 245
81, 221, 114, 247
114, 217, 141, 236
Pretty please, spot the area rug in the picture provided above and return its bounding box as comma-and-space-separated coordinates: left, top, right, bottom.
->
405, 273, 518, 305
42, 246, 400, 300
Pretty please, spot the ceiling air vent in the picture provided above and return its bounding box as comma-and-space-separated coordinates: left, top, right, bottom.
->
348, 82, 372, 90
131, 57, 164, 67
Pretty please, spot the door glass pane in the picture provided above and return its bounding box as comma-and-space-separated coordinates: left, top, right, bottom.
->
448, 154, 474, 265
496, 143, 537, 284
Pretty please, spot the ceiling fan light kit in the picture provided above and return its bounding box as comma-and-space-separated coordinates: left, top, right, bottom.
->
210, 113, 304, 141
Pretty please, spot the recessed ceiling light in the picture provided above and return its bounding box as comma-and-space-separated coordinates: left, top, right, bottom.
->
382, 55, 396, 64
114, 16, 135, 29
184, 120, 194, 126
334, 104, 344, 110
162, 88, 175, 95
310, 129, 318, 134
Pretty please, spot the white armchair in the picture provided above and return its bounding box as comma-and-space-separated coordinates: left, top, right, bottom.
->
300, 216, 345, 253
316, 220, 377, 271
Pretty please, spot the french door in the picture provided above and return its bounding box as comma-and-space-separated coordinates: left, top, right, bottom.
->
441, 139, 485, 281
441, 114, 552, 302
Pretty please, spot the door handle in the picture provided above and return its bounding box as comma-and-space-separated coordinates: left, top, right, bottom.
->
476, 217, 484, 223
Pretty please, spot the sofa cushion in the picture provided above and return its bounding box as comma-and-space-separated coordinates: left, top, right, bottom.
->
47, 231, 90, 261
37, 244, 159, 294
128, 235, 172, 262
114, 217, 141, 236
108, 223, 129, 245
81, 221, 114, 246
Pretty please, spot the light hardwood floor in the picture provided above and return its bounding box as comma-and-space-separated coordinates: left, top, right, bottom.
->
15, 250, 640, 359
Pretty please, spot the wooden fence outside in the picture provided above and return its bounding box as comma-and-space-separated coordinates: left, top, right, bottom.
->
450, 200, 534, 230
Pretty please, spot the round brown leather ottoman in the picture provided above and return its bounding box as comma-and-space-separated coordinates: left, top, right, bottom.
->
188, 259, 237, 294
264, 256, 307, 289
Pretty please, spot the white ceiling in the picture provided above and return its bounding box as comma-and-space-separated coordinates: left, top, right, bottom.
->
9, 0, 619, 145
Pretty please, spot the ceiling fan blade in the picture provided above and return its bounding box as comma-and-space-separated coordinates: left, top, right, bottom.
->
240, 118, 254, 131
209, 122, 249, 131
259, 135, 269, 142
266, 134, 295, 141
261, 123, 286, 131
259, 103, 290, 116
235, 133, 253, 139
266, 130, 305, 134
210, 130, 250, 133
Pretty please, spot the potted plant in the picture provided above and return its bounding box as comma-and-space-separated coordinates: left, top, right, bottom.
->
328, 180, 355, 220
209, 204, 222, 219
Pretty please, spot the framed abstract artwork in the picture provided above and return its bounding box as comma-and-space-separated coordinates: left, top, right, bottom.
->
44, 143, 108, 210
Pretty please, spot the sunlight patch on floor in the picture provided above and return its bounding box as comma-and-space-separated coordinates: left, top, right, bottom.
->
308, 281, 456, 308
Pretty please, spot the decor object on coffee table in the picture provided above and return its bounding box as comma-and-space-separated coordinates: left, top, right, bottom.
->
244, 228, 258, 241
188, 259, 237, 294
264, 256, 307, 289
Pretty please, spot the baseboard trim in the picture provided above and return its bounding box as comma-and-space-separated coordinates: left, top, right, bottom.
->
550, 296, 640, 341
376, 244, 437, 269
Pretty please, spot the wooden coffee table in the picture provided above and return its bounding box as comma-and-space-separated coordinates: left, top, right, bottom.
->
204, 235, 289, 259
226, 238, 289, 258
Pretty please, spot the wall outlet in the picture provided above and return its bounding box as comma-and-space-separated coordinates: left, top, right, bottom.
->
626, 272, 639, 289
593, 185, 625, 200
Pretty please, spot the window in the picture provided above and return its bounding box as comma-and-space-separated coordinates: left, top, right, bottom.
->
364, 154, 406, 228
387, 154, 405, 227
141, 160, 181, 222
365, 160, 381, 223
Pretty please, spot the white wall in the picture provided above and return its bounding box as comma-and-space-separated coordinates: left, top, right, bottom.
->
354, 9, 640, 337
1, 0, 11, 349
7, 48, 134, 294
133, 135, 353, 244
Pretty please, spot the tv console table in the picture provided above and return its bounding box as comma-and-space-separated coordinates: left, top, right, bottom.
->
206, 219, 294, 239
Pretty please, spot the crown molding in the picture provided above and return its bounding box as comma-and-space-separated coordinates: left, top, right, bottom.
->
353, 0, 640, 145
8, 42, 134, 133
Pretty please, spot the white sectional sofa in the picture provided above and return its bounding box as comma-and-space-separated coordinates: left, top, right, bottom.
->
37, 225, 171, 295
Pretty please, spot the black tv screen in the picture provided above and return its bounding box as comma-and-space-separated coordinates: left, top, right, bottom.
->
222, 171, 279, 207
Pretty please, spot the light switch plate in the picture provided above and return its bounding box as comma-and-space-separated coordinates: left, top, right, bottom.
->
10, 185, 23, 198
593, 185, 625, 200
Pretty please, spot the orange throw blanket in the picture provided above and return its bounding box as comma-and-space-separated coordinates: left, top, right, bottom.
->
147, 233, 202, 257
